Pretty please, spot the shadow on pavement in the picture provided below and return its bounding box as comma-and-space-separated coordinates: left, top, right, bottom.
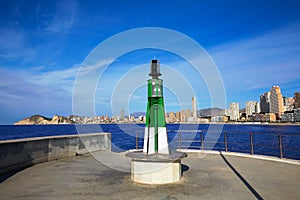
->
0, 166, 30, 183
220, 152, 264, 200
181, 164, 189, 176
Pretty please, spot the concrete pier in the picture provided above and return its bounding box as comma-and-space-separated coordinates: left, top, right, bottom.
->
0, 151, 299, 200
0, 133, 111, 175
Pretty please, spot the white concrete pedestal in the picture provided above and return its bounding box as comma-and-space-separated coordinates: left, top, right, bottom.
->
126, 151, 187, 184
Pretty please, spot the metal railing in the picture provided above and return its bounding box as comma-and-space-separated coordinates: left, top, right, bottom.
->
135, 130, 300, 160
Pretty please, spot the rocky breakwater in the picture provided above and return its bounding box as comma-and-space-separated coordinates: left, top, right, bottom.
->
14, 115, 74, 125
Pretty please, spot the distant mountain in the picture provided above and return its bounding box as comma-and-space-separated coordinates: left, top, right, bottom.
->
130, 112, 146, 118
14, 114, 74, 125
14, 115, 51, 125
197, 107, 223, 117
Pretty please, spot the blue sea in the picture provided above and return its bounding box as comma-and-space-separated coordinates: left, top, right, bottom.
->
0, 124, 299, 160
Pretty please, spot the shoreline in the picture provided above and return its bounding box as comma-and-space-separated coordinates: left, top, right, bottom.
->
6, 122, 300, 126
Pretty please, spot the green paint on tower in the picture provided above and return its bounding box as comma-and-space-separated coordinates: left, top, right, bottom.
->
145, 60, 167, 153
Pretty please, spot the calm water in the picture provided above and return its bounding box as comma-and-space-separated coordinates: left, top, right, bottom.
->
0, 124, 299, 159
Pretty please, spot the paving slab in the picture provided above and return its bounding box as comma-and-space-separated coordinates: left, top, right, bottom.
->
0, 151, 299, 200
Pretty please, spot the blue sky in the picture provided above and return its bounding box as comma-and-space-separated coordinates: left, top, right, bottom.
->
0, 0, 300, 124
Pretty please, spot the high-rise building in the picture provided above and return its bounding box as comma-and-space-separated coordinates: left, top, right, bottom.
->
175, 111, 180, 122
270, 85, 284, 115
260, 92, 270, 113
246, 101, 257, 116
255, 102, 261, 113
192, 97, 197, 118
229, 102, 239, 121
283, 97, 295, 111
168, 112, 175, 123
294, 92, 300, 109
120, 108, 125, 120
180, 109, 191, 122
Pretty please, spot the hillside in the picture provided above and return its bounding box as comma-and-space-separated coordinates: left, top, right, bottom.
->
14, 115, 74, 125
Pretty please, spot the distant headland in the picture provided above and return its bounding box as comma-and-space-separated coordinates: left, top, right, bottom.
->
14, 115, 75, 125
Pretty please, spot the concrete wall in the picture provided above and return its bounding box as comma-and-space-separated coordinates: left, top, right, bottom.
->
0, 133, 111, 175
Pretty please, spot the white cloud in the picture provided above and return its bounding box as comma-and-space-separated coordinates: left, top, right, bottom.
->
208, 23, 300, 93
24, 58, 113, 94
29, 65, 79, 92
41, 0, 78, 35
0, 28, 36, 59
79, 59, 114, 76
0, 67, 73, 124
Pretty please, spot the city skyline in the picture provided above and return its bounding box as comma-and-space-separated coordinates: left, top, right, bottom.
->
1, 1, 300, 124
142, 85, 298, 114
85, 85, 299, 118
14, 87, 300, 124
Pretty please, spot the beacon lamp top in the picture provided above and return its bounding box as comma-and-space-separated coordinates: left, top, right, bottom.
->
148, 60, 163, 98
149, 60, 161, 79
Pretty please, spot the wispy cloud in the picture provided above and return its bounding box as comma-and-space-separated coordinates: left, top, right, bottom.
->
29, 64, 79, 92
0, 27, 36, 60
0, 67, 73, 124
0, 0, 78, 65
208, 23, 300, 96
79, 59, 114, 76
41, 0, 78, 35
18, 59, 114, 95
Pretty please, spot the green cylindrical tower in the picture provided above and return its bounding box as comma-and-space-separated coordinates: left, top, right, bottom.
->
143, 60, 169, 154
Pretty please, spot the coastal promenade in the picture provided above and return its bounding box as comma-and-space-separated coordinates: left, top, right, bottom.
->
0, 151, 299, 200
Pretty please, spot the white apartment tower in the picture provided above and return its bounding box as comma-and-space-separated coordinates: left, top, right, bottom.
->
246, 101, 257, 116
229, 102, 239, 121
192, 97, 197, 118
260, 92, 270, 113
